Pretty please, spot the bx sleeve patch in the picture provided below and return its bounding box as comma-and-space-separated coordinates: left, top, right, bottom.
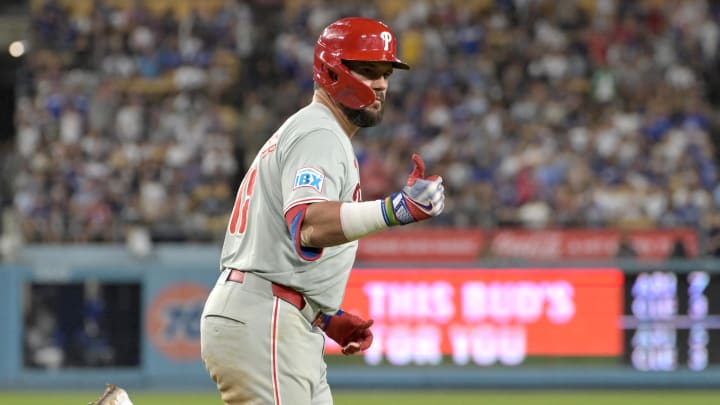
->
293, 167, 325, 192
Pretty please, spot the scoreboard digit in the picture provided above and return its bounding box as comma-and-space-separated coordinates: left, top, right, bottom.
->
623, 270, 720, 371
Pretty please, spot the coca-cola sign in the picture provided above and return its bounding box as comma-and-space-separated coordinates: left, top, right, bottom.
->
356, 228, 698, 262
490, 229, 698, 260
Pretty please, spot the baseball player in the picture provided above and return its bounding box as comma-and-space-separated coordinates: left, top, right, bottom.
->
200, 17, 445, 405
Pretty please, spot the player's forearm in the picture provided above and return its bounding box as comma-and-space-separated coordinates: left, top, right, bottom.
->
300, 201, 350, 247
301, 200, 390, 247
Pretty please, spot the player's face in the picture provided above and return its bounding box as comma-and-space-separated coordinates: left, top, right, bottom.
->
342, 61, 394, 127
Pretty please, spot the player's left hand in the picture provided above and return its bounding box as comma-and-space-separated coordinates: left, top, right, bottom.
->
318, 310, 374, 355
403, 153, 445, 216
385, 154, 445, 225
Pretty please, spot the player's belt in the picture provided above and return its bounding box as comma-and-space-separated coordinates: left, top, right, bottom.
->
226, 268, 306, 311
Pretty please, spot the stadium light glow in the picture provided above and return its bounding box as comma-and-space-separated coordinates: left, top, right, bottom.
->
8, 40, 25, 57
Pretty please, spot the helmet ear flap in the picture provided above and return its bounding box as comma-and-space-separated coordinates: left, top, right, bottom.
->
320, 60, 338, 82
314, 46, 376, 110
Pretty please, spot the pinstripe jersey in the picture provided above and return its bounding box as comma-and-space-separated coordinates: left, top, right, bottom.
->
219, 102, 361, 313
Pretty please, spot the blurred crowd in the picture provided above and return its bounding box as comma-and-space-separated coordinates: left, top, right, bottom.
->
23, 281, 140, 368
4, 0, 720, 255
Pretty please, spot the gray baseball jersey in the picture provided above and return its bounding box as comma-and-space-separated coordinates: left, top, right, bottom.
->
219, 102, 361, 313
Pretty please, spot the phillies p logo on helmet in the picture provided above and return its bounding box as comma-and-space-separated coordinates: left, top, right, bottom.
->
380, 31, 392, 51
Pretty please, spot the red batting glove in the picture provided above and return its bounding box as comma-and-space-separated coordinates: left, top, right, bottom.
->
316, 310, 374, 355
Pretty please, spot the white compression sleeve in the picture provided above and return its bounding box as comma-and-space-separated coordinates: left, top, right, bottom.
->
340, 201, 390, 241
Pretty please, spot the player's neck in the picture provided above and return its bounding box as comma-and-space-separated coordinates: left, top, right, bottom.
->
312, 90, 360, 139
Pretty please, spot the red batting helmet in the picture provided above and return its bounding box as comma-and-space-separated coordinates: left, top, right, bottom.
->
314, 17, 410, 110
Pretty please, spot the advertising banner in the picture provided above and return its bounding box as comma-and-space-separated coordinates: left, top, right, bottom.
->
356, 228, 698, 262
489, 229, 698, 260
356, 228, 485, 262
329, 268, 624, 366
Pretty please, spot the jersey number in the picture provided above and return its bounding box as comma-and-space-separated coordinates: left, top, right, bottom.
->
228, 167, 258, 234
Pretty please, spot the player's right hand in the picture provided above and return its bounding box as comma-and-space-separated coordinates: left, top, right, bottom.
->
384, 154, 445, 225
317, 310, 374, 355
